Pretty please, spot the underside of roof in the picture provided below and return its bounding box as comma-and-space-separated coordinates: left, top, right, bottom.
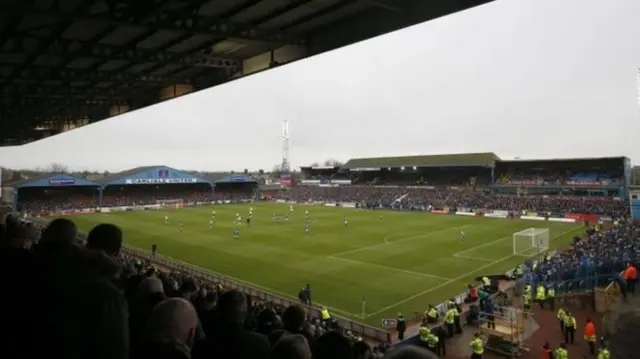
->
0, 0, 493, 145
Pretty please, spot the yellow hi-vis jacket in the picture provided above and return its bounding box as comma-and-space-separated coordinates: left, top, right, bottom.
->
321, 308, 330, 320
557, 308, 566, 321
536, 285, 546, 300
426, 308, 438, 318
470, 338, 484, 354
444, 309, 456, 324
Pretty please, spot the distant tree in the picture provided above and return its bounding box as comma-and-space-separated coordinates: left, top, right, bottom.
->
49, 163, 68, 173
243, 168, 248, 174
258, 169, 264, 175
323, 159, 343, 167
309, 162, 320, 167
103, 171, 110, 177
272, 164, 283, 177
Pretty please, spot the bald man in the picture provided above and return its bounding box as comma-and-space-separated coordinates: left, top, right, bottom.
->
139, 298, 198, 359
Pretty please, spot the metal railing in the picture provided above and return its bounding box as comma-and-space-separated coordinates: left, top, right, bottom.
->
121, 245, 392, 343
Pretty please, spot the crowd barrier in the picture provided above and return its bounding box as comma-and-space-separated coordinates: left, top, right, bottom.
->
120, 245, 393, 343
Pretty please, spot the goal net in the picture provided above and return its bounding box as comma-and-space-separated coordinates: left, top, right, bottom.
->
156, 199, 184, 208
513, 228, 549, 257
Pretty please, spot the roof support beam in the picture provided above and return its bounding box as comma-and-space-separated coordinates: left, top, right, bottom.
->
0, 36, 239, 69
31, 8, 306, 46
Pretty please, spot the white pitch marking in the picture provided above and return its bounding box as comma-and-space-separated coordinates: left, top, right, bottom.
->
333, 225, 473, 258
363, 225, 583, 318
328, 256, 453, 281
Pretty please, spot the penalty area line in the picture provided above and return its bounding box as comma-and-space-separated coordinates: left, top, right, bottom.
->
332, 225, 472, 258
328, 256, 453, 281
363, 225, 584, 319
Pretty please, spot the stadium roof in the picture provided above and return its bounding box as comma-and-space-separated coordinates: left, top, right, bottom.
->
498, 156, 628, 163
94, 165, 160, 184
0, 0, 493, 145
341, 152, 500, 169
7, 172, 56, 187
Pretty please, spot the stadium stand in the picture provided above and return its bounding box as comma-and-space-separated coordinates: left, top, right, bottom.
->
0, 152, 635, 359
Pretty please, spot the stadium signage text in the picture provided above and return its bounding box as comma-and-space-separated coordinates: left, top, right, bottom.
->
125, 178, 198, 184
350, 167, 379, 171
49, 179, 75, 185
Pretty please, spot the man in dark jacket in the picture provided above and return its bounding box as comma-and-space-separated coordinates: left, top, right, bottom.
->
34, 233, 129, 359
195, 290, 270, 359
135, 298, 198, 359
0, 221, 39, 358
396, 313, 406, 340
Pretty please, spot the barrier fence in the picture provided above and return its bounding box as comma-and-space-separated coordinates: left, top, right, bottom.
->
121, 245, 393, 343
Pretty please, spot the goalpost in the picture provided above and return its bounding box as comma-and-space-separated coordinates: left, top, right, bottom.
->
156, 199, 184, 208
513, 228, 549, 257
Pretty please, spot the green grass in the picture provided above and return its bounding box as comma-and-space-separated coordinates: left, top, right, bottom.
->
66, 203, 582, 326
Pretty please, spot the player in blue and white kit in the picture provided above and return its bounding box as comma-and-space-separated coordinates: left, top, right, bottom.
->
460, 230, 466, 242
343, 216, 348, 226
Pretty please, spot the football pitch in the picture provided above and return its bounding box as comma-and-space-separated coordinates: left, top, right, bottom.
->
68, 203, 583, 326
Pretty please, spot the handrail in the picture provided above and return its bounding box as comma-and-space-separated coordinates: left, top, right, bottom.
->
120, 245, 392, 343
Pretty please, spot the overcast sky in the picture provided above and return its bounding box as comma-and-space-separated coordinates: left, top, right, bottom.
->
1, 0, 639, 172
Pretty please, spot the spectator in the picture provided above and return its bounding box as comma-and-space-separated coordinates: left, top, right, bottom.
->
196, 290, 270, 359
271, 334, 312, 359
86, 223, 123, 256
353, 340, 372, 359
34, 220, 128, 359
312, 331, 352, 359
282, 304, 315, 344
138, 298, 198, 359
257, 307, 282, 335
38, 218, 78, 251
0, 219, 38, 358
130, 277, 167, 356
268, 329, 289, 346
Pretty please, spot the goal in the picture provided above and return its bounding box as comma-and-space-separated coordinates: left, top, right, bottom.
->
156, 199, 184, 208
513, 228, 549, 257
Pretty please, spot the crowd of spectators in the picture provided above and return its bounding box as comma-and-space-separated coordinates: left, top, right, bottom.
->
528, 220, 639, 288
0, 214, 408, 359
279, 186, 628, 217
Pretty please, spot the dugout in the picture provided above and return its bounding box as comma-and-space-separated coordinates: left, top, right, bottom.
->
97, 166, 212, 207
213, 174, 258, 201
12, 174, 100, 214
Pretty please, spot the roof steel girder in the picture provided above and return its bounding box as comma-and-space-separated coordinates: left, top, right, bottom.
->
31, 9, 306, 46
0, 36, 239, 69
4, 66, 170, 87
0, 96, 127, 108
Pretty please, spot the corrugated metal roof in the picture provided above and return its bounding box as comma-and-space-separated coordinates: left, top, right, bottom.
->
95, 166, 162, 185
341, 152, 500, 169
